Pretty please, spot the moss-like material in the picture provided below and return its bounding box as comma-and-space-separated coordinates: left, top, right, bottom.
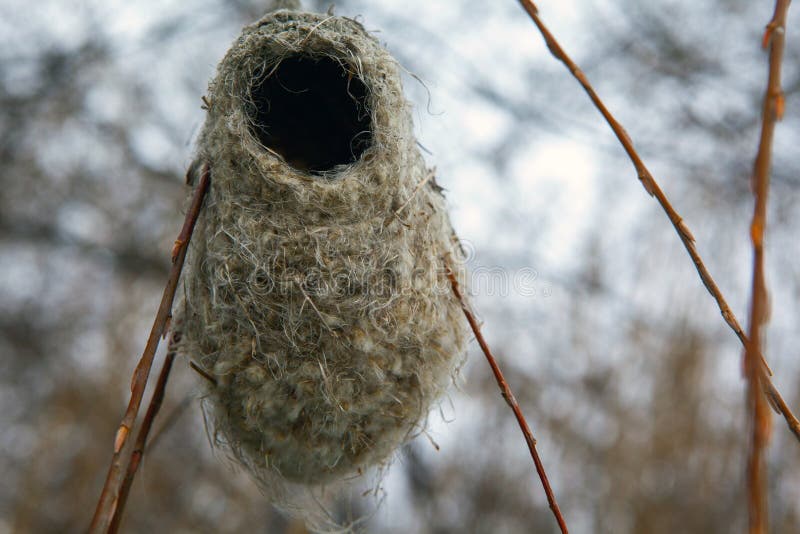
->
176, 8, 468, 486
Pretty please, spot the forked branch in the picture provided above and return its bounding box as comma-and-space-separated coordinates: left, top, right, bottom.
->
107, 333, 181, 533
90, 164, 210, 533
515, 0, 800, 445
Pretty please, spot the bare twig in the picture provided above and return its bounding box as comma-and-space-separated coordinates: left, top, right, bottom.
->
146, 387, 196, 453
108, 333, 180, 534
446, 264, 568, 534
515, 0, 800, 444
763, 383, 800, 440
90, 163, 210, 533
745, 2, 791, 531
189, 360, 218, 386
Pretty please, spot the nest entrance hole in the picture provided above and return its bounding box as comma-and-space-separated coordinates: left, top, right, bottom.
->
249, 55, 373, 174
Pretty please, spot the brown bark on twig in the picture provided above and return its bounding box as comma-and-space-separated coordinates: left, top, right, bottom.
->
745, 2, 791, 532
446, 264, 569, 534
90, 164, 210, 533
107, 333, 180, 533
515, 0, 800, 445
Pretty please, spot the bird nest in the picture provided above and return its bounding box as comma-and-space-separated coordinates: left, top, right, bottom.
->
175, 7, 468, 491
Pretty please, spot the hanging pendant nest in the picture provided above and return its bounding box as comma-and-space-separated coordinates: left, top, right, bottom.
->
176, 8, 468, 486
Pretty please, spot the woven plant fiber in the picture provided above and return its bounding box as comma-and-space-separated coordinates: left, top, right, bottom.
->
176, 6, 468, 488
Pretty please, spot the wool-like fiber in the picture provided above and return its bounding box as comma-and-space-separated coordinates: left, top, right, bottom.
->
176, 7, 468, 489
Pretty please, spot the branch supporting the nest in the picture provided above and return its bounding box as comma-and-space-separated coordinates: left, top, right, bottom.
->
446, 264, 569, 534
746, 2, 791, 531
515, 0, 800, 445
108, 333, 181, 533
90, 164, 210, 533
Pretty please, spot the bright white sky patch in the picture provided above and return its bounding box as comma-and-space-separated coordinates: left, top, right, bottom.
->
511, 137, 596, 267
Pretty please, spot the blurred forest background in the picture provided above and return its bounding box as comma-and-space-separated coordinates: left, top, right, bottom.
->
2, 0, 800, 532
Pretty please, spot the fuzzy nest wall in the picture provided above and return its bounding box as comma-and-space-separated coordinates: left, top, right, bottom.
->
176, 8, 468, 486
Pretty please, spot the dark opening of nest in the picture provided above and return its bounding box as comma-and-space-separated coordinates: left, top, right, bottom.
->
249, 55, 373, 174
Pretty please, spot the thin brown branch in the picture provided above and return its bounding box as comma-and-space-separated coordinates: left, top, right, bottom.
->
90, 163, 210, 533
764, 383, 800, 440
445, 264, 568, 534
189, 360, 218, 386
108, 333, 180, 534
516, 0, 800, 444
146, 384, 195, 453
745, 2, 790, 532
